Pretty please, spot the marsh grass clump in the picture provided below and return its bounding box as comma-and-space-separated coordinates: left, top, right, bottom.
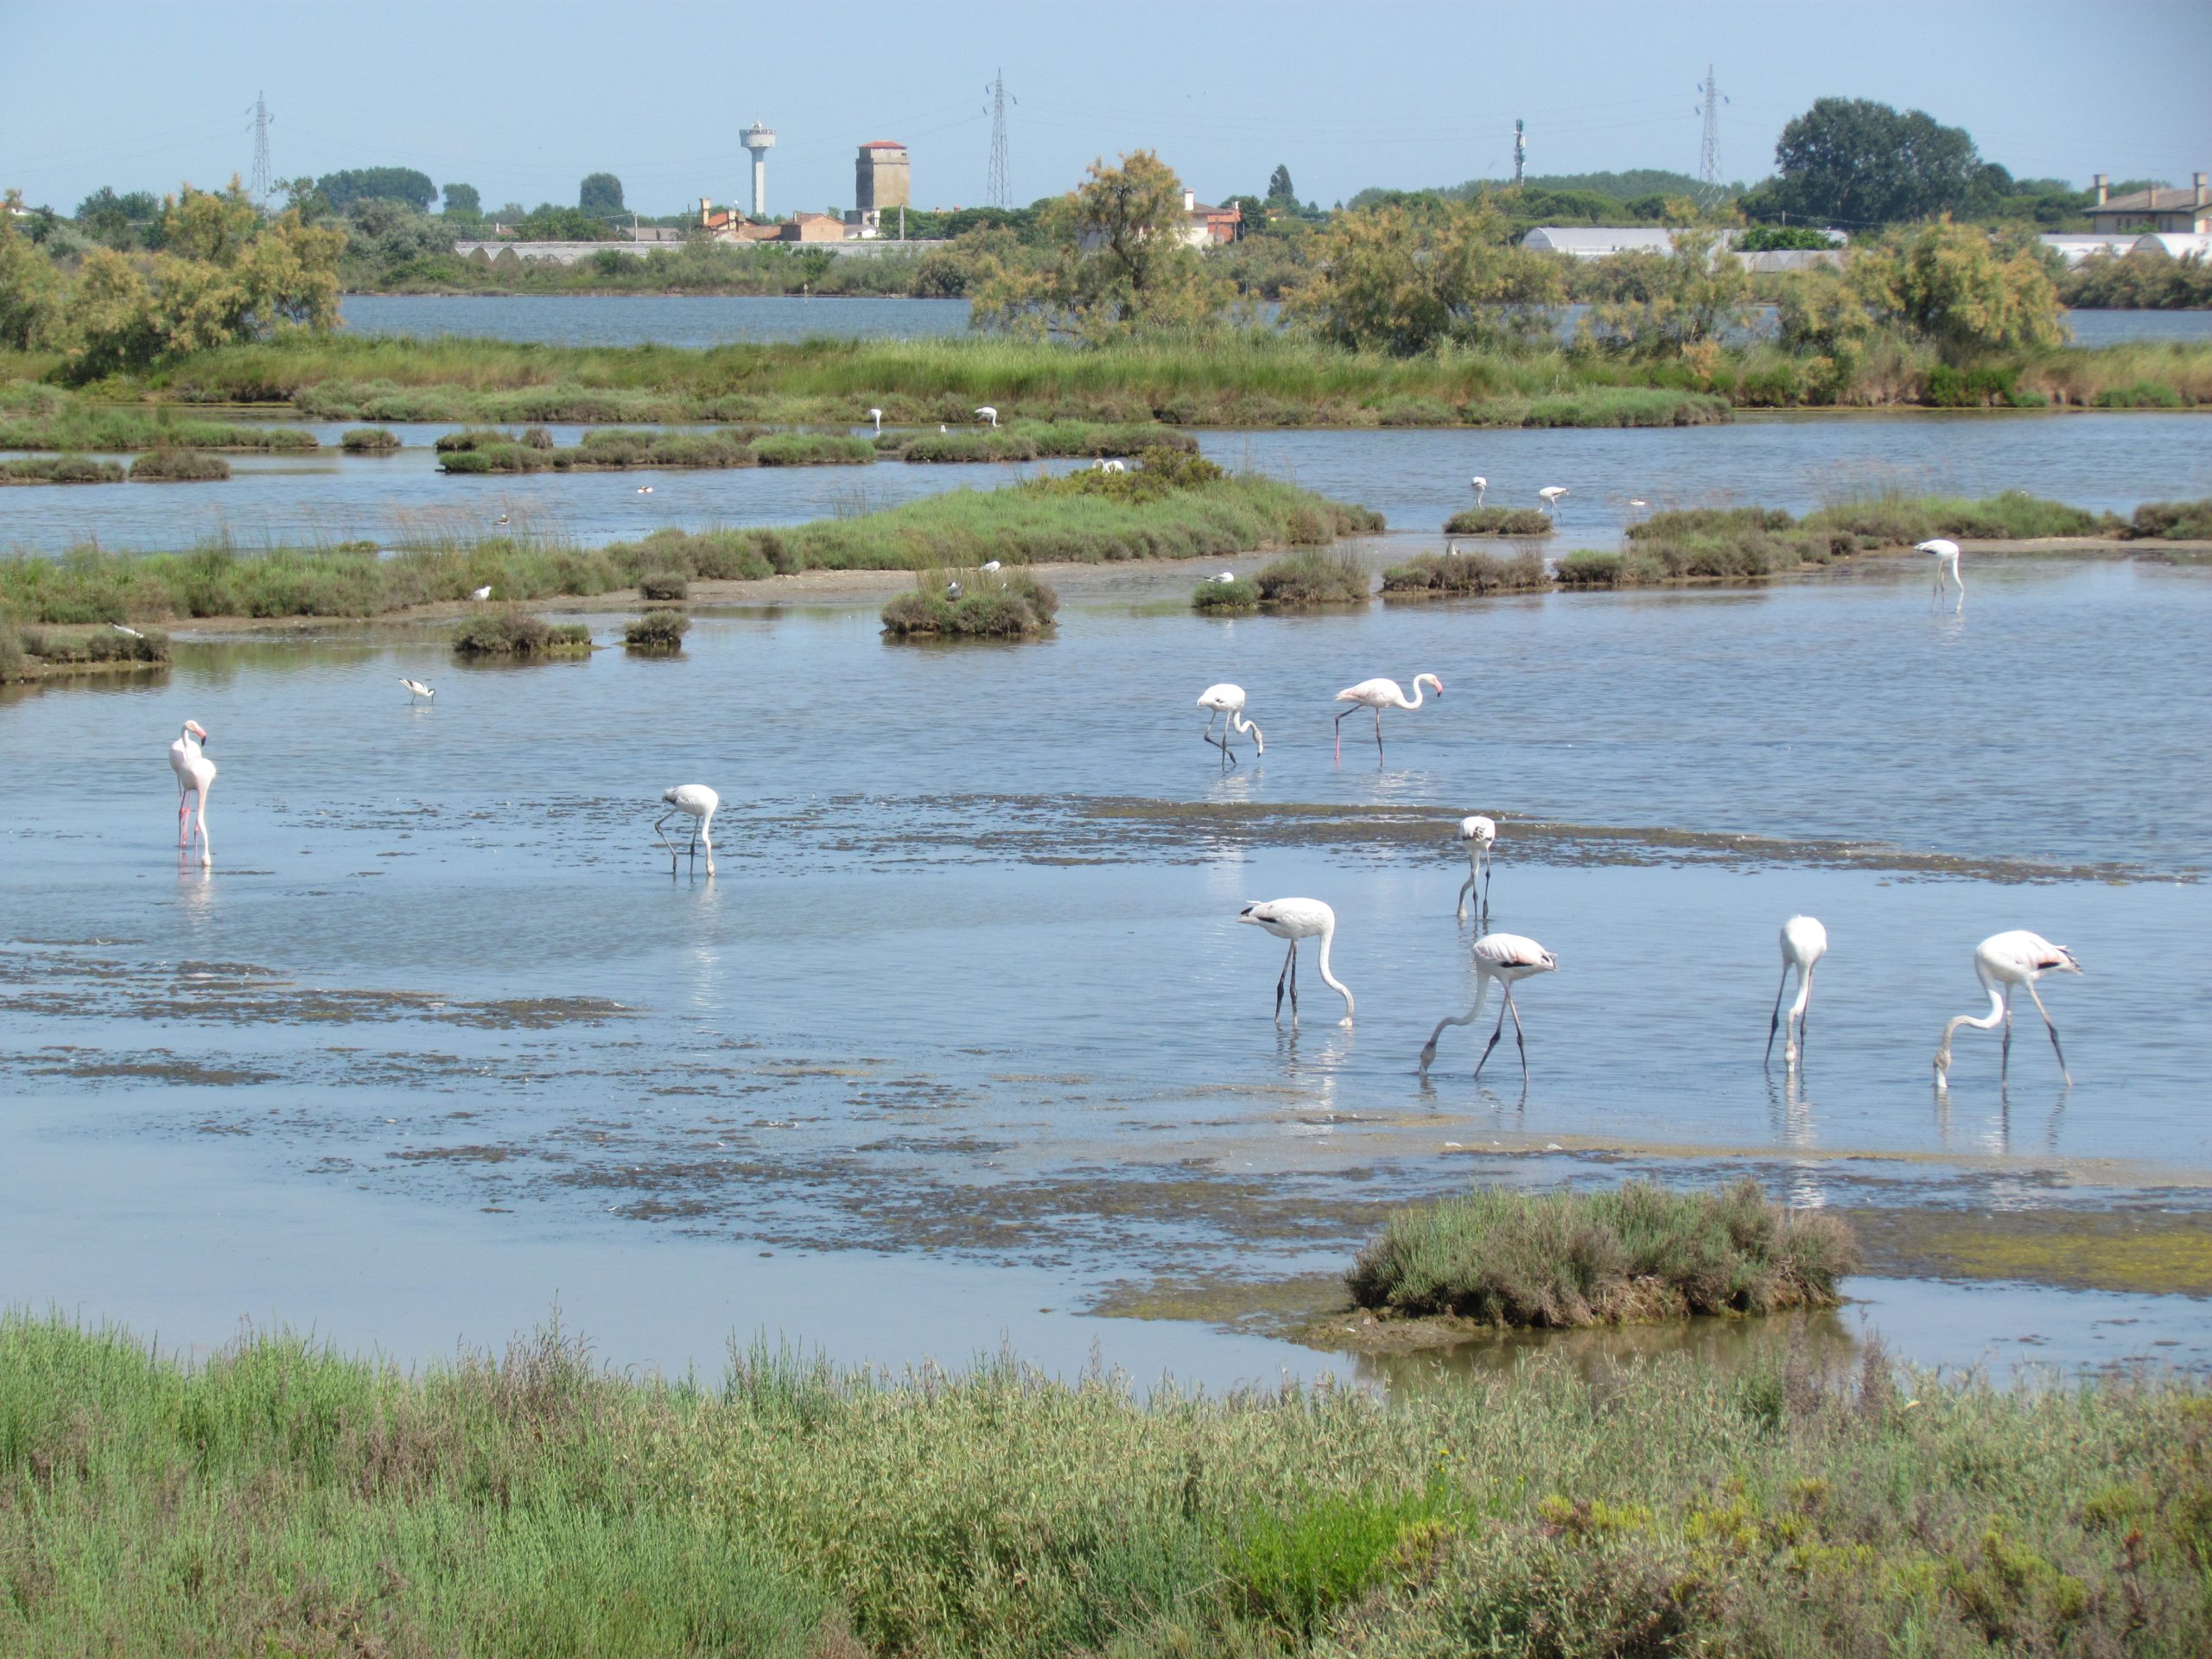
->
749, 432, 877, 467
878, 420, 1199, 464
1254, 548, 1372, 607
881, 567, 1058, 639
1803, 489, 2117, 543
0, 455, 124, 485
452, 611, 593, 658
1192, 575, 1260, 612
2124, 498, 2212, 540
1382, 548, 1548, 598
1441, 505, 1554, 537
339, 426, 401, 453
0, 388, 317, 453
127, 449, 230, 482
622, 610, 690, 652
1347, 1179, 1858, 1327
638, 570, 690, 601
14, 624, 173, 666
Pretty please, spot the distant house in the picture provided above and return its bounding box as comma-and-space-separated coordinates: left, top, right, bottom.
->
1179, 190, 1241, 249
2085, 173, 2210, 235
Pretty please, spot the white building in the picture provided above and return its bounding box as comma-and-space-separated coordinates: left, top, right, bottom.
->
1521, 226, 1677, 258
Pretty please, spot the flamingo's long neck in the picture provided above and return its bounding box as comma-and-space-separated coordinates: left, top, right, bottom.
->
1789, 963, 1815, 1024
1230, 711, 1263, 752
1942, 985, 2006, 1050
1397, 682, 1424, 710
1314, 918, 1354, 1019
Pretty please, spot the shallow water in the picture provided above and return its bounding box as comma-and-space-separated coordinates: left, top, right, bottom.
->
3, 556, 2208, 1381
6, 411, 2209, 556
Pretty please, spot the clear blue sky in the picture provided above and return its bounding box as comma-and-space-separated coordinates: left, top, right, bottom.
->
4, 0, 2207, 217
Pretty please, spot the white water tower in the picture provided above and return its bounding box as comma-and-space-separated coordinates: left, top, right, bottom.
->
742, 122, 776, 219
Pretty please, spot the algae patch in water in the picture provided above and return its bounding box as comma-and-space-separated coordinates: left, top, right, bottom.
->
1848, 1205, 2212, 1297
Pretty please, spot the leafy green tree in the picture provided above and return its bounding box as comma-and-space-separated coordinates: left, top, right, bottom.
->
1266, 165, 1296, 206
1578, 228, 1749, 359
1760, 99, 1983, 226
1284, 197, 1562, 355
442, 182, 481, 219
972, 150, 1232, 339
73, 187, 163, 249
0, 192, 69, 349
343, 198, 454, 269
579, 173, 625, 216
315, 168, 436, 211
1847, 218, 2064, 359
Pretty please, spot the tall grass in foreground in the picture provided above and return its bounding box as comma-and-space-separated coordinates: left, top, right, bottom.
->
2, 1309, 2207, 1656
1347, 1179, 1856, 1326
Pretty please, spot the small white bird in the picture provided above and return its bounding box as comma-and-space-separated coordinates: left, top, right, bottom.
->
939, 423, 949, 434
1935, 931, 2081, 1088
1333, 674, 1442, 764
397, 677, 435, 702
1470, 476, 1488, 505
656, 785, 720, 876
167, 720, 216, 867
1455, 815, 1496, 923
1629, 498, 1648, 508
1210, 570, 1238, 584
945, 581, 964, 600
974, 405, 999, 428
111, 623, 145, 639
1419, 932, 1558, 1083
1766, 915, 1828, 1069
1917, 537, 1963, 600
637, 485, 653, 494
1537, 486, 1569, 515
1102, 458, 1126, 474
981, 560, 1002, 573
1238, 898, 1353, 1025
494, 514, 510, 527
868, 407, 883, 433
1196, 683, 1264, 765
468, 585, 493, 601
1446, 542, 1461, 558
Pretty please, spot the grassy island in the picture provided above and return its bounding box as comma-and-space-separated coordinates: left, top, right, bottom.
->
450, 612, 593, 658
1381, 548, 1550, 599
0, 623, 170, 683
1442, 505, 1555, 537
881, 568, 1059, 639
2, 1309, 2206, 1656
0, 455, 124, 486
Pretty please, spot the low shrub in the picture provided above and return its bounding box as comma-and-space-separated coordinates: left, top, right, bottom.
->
638, 571, 690, 601
2126, 498, 2212, 540
1254, 548, 1371, 607
622, 610, 690, 652
1192, 575, 1260, 612
880, 568, 1058, 639
1347, 1179, 1859, 1326
1441, 505, 1554, 537
0, 455, 124, 485
12, 625, 172, 666
2093, 381, 2188, 409
339, 426, 402, 453
0, 627, 22, 682
1554, 550, 1639, 587
1804, 491, 2115, 542
749, 433, 876, 467
127, 450, 230, 482
452, 612, 593, 657
1382, 549, 1549, 598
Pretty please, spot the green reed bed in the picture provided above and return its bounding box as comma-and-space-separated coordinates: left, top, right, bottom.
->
338, 425, 402, 453
1192, 574, 1261, 612
3, 1308, 2207, 1657
1440, 505, 1554, 537
450, 611, 593, 658
125, 448, 229, 482
433, 426, 878, 474
1347, 1179, 1856, 1327
881, 568, 1058, 639
0, 623, 170, 682
0, 385, 315, 452
0, 455, 124, 486
876, 421, 1201, 462
1381, 548, 1550, 599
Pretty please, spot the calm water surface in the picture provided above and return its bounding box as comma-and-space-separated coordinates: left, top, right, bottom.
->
3, 559, 2207, 1380
6, 412, 2209, 556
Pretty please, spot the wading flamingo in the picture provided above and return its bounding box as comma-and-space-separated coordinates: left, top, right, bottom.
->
868, 407, 883, 434
397, 677, 435, 702
656, 785, 719, 876
1333, 674, 1441, 764
1418, 931, 1557, 1083
974, 406, 999, 428
1765, 914, 1828, 1069
1196, 683, 1264, 765
1917, 537, 1962, 601
1537, 486, 1569, 516
1470, 476, 1488, 506
168, 721, 215, 866
1454, 815, 1496, 923
1935, 931, 2081, 1088
1238, 899, 1353, 1026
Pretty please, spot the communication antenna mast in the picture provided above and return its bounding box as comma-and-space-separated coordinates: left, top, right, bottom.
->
247, 92, 274, 207
1512, 119, 1525, 187
1694, 66, 1728, 203
985, 69, 1012, 210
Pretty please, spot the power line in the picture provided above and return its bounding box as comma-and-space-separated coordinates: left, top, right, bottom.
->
247, 92, 273, 207
1695, 67, 1726, 203
985, 69, 1011, 209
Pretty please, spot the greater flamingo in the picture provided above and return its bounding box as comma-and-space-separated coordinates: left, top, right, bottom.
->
1538, 486, 1568, 516
1196, 683, 1264, 765
1418, 931, 1557, 1083
1237, 899, 1353, 1025
868, 407, 883, 434
1454, 815, 1496, 923
167, 721, 215, 867
1333, 674, 1441, 763
1765, 914, 1828, 1069
656, 785, 719, 875
1470, 476, 1487, 506
1934, 931, 2081, 1088
397, 677, 435, 702
1917, 537, 1962, 600
974, 406, 999, 428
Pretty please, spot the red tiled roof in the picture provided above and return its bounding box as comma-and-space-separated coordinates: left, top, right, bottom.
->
862, 141, 905, 149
